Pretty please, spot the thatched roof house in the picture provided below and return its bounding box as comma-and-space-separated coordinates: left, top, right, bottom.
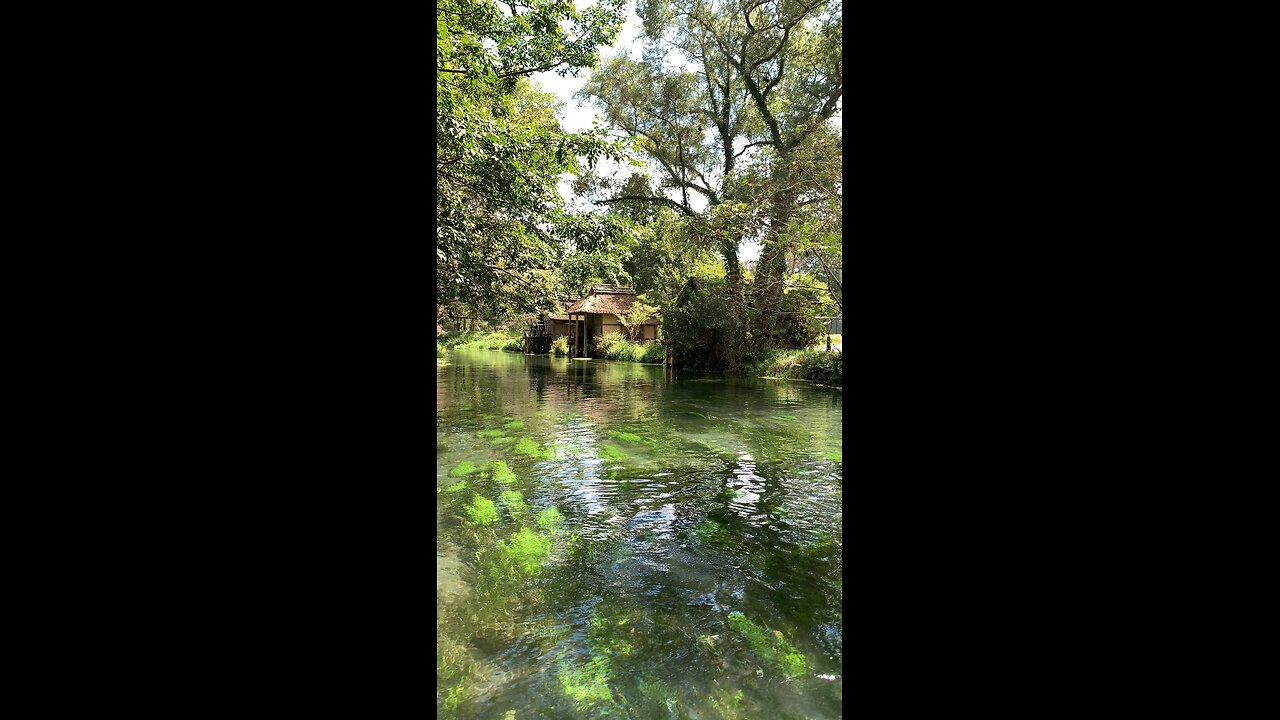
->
525, 284, 659, 357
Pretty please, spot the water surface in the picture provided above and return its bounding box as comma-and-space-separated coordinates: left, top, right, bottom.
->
437, 349, 842, 719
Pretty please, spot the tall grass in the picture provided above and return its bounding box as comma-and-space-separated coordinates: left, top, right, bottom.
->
753, 348, 842, 387
439, 330, 523, 352
593, 332, 665, 363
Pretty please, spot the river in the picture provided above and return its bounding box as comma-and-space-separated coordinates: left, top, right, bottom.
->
437, 348, 843, 719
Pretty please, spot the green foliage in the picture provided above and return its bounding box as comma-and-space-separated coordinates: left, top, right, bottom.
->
503, 420, 525, 430
487, 460, 519, 485
513, 438, 552, 459
598, 446, 627, 463
754, 349, 842, 387
824, 450, 842, 462
443, 480, 469, 494
449, 460, 479, 477
592, 332, 641, 361
477, 429, 506, 438
558, 656, 615, 708
499, 489, 528, 516
694, 519, 728, 544
551, 336, 569, 356
726, 611, 809, 679
640, 342, 666, 363
536, 506, 564, 534
498, 527, 551, 573
464, 495, 500, 526
440, 330, 524, 351
437, 342, 447, 358
437, 0, 634, 322
606, 429, 654, 445
617, 298, 658, 340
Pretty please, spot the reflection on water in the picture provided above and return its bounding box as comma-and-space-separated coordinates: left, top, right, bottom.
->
438, 349, 842, 719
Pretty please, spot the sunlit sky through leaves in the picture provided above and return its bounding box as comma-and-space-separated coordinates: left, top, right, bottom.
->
531, 2, 838, 264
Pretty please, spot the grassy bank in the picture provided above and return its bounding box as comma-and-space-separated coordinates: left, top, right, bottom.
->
438, 330, 523, 352
586, 333, 666, 363
754, 348, 842, 387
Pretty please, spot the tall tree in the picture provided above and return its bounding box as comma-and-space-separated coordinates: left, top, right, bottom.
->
436, 0, 633, 321
634, 0, 842, 323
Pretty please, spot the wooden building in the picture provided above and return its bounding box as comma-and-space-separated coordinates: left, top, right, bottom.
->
524, 284, 659, 357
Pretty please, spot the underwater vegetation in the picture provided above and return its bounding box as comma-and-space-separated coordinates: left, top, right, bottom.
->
536, 506, 564, 534
442, 480, 468, 494
598, 446, 628, 463
726, 611, 808, 679
607, 430, 654, 445
498, 489, 528, 516
559, 656, 616, 709
464, 495, 499, 526
449, 460, 478, 477
487, 460, 519, 485
694, 518, 731, 545
497, 527, 551, 574
477, 429, 506, 438
824, 450, 842, 462
513, 438, 553, 459
491, 436, 516, 445
504, 420, 526, 430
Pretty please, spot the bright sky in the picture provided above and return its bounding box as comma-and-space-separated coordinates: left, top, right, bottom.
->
531, 1, 841, 264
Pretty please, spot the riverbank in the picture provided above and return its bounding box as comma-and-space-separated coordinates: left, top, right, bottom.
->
440, 330, 841, 387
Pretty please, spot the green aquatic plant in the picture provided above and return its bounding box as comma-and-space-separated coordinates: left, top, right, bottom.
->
513, 438, 552, 459
477, 429, 506, 438
498, 527, 551, 573
536, 506, 564, 534
499, 489, 528, 515
504, 420, 525, 430
442, 480, 468, 494
695, 519, 726, 542
772, 415, 799, 421
464, 495, 499, 526
598, 446, 627, 463
607, 430, 654, 445
726, 611, 809, 679
487, 461, 518, 485
449, 460, 478, 477
441, 682, 468, 712
637, 676, 676, 713
824, 450, 842, 462
558, 656, 614, 708
707, 684, 745, 718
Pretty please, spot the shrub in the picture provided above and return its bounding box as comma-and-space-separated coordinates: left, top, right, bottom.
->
551, 336, 569, 356
640, 343, 665, 364
440, 330, 523, 351
754, 348, 842, 387
437, 342, 447, 358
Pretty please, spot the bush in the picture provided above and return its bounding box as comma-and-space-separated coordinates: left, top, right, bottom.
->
437, 342, 447, 358
664, 278, 826, 372
640, 342, 665, 364
754, 349, 842, 387
439, 330, 523, 351
551, 336, 569, 356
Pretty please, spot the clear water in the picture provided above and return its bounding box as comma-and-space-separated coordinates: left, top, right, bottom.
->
437, 349, 842, 719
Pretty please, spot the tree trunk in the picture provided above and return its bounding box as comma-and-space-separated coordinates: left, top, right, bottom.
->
754, 168, 798, 335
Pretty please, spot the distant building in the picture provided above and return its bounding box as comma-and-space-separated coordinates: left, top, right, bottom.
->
524, 285, 660, 357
